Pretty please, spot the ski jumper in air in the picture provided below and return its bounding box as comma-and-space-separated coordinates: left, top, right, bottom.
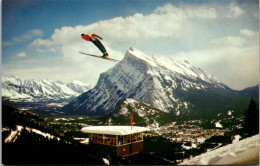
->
81, 34, 109, 58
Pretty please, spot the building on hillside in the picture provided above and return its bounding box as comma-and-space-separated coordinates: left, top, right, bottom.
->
81, 126, 150, 157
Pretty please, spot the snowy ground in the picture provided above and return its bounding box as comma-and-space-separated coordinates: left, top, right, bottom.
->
4, 125, 60, 143
180, 134, 259, 165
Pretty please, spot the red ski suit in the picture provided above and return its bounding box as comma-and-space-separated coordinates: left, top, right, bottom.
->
81, 34, 107, 54
81, 34, 103, 41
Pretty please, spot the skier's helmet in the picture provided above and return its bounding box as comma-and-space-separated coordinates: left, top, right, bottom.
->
81, 34, 84, 36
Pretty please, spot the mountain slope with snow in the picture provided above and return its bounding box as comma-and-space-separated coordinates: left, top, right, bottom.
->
180, 134, 259, 165
62, 47, 247, 116
100, 98, 177, 127
2, 76, 91, 102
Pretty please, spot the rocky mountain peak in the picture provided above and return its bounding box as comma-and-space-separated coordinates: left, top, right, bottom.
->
2, 76, 90, 102
62, 48, 234, 116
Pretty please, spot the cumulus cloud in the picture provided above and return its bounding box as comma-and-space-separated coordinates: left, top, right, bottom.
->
174, 46, 259, 90
181, 5, 217, 19
240, 29, 259, 37
3, 29, 43, 46
12, 29, 42, 42
30, 38, 54, 47
17, 52, 27, 57
226, 2, 245, 18
25, 2, 258, 89
28, 3, 189, 80
30, 2, 220, 48
29, 2, 221, 60
26, 4, 203, 64
25, 3, 190, 86
37, 48, 56, 53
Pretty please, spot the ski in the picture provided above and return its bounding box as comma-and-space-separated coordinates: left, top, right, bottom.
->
79, 51, 120, 62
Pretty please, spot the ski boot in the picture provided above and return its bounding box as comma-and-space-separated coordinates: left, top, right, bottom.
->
102, 52, 109, 59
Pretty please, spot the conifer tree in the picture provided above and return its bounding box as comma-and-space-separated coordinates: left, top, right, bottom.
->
243, 97, 259, 136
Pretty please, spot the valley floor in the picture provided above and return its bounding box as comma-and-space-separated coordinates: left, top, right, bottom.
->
2, 101, 257, 165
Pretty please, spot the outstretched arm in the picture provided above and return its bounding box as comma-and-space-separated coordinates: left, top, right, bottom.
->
91, 34, 103, 40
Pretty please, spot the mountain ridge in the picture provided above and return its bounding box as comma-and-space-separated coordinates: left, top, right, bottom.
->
2, 76, 91, 102
238, 84, 259, 97
62, 47, 247, 117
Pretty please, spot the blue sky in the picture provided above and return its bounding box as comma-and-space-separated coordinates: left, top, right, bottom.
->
3, 0, 167, 39
2, 0, 259, 90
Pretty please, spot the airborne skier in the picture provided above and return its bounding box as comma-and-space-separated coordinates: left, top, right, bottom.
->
81, 34, 109, 58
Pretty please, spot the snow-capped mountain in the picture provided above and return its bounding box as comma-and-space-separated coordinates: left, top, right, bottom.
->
67, 80, 91, 93
100, 98, 177, 127
2, 76, 91, 102
62, 47, 242, 116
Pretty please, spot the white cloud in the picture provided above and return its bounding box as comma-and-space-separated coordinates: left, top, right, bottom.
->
30, 38, 58, 53
29, 3, 220, 58
47, 12, 183, 44
30, 3, 220, 47
240, 29, 259, 37
182, 5, 217, 19
154, 3, 218, 19
19, 29, 43, 40
29, 29, 43, 36
27, 3, 189, 86
30, 38, 54, 47
21, 2, 258, 89
227, 2, 245, 18
210, 36, 245, 47
36, 48, 56, 53
174, 46, 259, 90
17, 52, 27, 57
3, 29, 43, 46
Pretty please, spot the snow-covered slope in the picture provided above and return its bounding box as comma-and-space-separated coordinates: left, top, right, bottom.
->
100, 98, 176, 127
62, 47, 237, 116
180, 134, 259, 165
4, 125, 60, 143
2, 76, 91, 102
